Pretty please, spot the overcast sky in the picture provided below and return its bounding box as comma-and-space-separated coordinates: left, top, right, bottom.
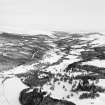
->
0, 0, 105, 33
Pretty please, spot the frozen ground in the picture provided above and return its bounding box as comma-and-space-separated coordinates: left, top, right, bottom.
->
0, 31, 105, 105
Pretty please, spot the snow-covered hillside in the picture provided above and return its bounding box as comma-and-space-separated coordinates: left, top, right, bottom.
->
0, 31, 105, 105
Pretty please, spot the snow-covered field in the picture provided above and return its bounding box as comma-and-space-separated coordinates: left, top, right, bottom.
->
0, 31, 105, 105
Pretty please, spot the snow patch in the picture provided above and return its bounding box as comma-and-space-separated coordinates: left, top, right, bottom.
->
1, 64, 35, 75
82, 59, 105, 68
0, 77, 28, 105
